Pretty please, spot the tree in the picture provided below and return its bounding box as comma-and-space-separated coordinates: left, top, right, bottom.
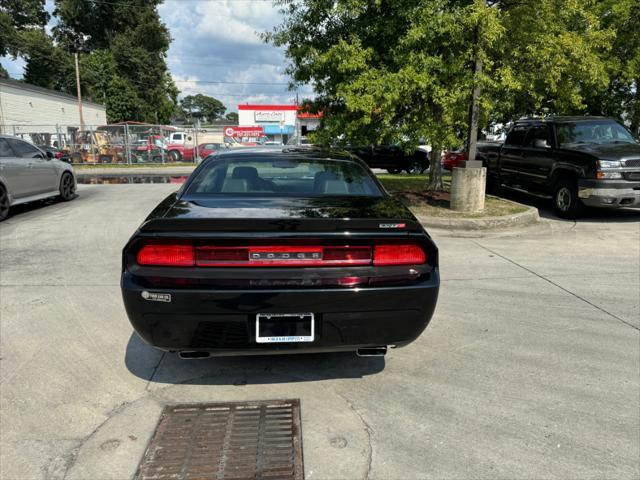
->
267, 0, 502, 190
267, 0, 620, 191
225, 112, 239, 123
0, 0, 179, 123
180, 94, 226, 123
585, 0, 640, 135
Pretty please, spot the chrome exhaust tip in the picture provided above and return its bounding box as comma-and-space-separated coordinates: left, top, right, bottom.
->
178, 351, 212, 360
356, 346, 388, 357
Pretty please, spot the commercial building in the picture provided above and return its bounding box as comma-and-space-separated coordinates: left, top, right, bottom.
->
0, 78, 107, 144
237, 104, 322, 144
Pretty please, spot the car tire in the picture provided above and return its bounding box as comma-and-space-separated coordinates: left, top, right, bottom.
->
169, 150, 182, 162
59, 172, 76, 201
553, 179, 583, 219
386, 168, 401, 174
406, 160, 425, 175
486, 174, 501, 195
0, 184, 9, 221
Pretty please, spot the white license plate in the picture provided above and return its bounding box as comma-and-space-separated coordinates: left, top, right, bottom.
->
255, 313, 315, 343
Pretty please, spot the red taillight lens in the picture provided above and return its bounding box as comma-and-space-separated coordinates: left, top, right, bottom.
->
373, 244, 426, 266
136, 243, 426, 267
137, 244, 194, 266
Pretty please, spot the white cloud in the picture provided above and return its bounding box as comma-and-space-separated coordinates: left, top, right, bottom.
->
159, 0, 311, 111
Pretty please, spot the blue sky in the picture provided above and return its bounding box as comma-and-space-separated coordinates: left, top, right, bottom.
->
2, 0, 312, 112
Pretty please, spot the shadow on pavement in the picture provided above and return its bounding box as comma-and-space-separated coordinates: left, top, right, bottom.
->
3, 192, 86, 222
124, 332, 386, 386
495, 188, 640, 223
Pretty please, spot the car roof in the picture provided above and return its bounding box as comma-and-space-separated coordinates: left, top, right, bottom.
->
515, 116, 613, 125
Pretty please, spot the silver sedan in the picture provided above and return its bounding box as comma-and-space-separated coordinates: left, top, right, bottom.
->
0, 134, 76, 221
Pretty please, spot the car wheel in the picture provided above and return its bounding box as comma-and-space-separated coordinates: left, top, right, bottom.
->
169, 150, 182, 162
406, 161, 424, 175
486, 174, 501, 195
0, 185, 9, 221
59, 172, 76, 201
386, 168, 402, 174
553, 179, 582, 219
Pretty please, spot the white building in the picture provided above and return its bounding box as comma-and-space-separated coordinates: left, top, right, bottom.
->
237, 104, 323, 144
238, 104, 298, 144
0, 78, 107, 143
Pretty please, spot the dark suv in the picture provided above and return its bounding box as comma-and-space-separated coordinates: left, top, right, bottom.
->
477, 117, 640, 217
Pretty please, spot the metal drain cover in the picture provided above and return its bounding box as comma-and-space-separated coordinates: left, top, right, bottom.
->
135, 399, 303, 480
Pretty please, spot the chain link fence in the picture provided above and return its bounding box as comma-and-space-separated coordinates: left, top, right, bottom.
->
1, 123, 226, 164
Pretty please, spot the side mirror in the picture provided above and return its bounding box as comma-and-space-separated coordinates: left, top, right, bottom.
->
533, 139, 550, 149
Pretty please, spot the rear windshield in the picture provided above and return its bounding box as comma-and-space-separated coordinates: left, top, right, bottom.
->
185, 156, 382, 197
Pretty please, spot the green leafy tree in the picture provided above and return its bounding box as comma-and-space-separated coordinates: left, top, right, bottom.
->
585, 0, 640, 135
225, 112, 239, 123
489, 0, 612, 123
267, 0, 622, 190
267, 0, 502, 190
180, 94, 226, 123
0, 0, 179, 123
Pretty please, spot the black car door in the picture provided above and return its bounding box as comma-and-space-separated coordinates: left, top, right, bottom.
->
520, 124, 554, 192
499, 124, 528, 184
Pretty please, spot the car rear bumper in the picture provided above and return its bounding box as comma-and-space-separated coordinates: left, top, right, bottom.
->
578, 180, 640, 208
121, 270, 439, 355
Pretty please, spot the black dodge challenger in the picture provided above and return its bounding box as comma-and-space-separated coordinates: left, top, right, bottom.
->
121, 147, 439, 358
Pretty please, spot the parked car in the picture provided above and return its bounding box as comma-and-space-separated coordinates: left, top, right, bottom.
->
345, 144, 429, 174
441, 150, 466, 170
477, 116, 640, 217
166, 143, 196, 162
0, 135, 76, 221
197, 142, 225, 158
37, 145, 71, 163
121, 147, 440, 358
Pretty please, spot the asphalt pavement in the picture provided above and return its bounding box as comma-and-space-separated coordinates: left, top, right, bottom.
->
0, 184, 638, 479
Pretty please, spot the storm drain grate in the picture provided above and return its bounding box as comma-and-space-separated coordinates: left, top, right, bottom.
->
134, 399, 303, 480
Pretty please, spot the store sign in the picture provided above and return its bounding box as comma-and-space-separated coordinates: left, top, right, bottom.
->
224, 126, 264, 138
255, 111, 285, 122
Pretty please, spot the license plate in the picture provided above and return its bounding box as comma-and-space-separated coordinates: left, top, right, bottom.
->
256, 313, 315, 343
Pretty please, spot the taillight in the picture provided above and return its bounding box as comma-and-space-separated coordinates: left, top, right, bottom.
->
135, 243, 426, 267
137, 244, 194, 266
373, 244, 426, 266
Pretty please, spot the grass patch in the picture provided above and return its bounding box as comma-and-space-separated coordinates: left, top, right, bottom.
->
378, 173, 527, 218
74, 162, 196, 169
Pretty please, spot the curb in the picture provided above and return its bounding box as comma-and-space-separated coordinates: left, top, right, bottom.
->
414, 199, 540, 231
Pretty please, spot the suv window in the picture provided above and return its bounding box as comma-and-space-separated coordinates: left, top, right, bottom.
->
6, 138, 43, 158
524, 125, 551, 147
505, 125, 528, 146
0, 138, 15, 157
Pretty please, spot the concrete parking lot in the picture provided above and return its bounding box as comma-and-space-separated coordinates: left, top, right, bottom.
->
1, 184, 638, 480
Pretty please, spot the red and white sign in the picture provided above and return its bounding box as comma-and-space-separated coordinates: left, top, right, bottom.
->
223, 126, 265, 138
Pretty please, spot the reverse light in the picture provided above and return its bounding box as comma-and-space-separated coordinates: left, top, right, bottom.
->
137, 244, 194, 266
373, 244, 426, 266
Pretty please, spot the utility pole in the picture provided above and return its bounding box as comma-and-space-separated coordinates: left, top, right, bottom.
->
74, 51, 85, 131
466, 26, 483, 165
